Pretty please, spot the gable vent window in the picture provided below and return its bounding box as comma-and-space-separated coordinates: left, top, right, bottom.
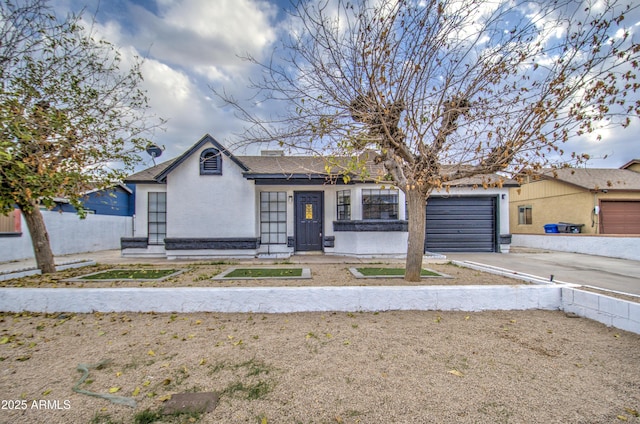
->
200, 148, 222, 175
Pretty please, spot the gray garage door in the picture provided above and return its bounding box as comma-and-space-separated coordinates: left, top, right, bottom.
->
425, 196, 497, 252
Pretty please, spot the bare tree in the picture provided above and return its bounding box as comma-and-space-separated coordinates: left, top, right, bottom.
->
0, 0, 160, 273
218, 0, 640, 281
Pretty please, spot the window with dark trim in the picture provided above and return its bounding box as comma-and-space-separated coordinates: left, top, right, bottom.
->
148, 192, 166, 244
362, 189, 398, 220
200, 148, 222, 175
518, 205, 532, 225
260, 192, 287, 244
336, 190, 351, 220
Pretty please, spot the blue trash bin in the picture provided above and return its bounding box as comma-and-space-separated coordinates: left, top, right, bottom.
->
544, 224, 559, 233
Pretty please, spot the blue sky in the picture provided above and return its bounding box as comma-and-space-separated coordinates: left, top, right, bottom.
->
51, 0, 639, 170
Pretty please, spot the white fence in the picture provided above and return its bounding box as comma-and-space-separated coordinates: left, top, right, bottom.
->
0, 210, 132, 262
512, 234, 640, 261
0, 285, 637, 334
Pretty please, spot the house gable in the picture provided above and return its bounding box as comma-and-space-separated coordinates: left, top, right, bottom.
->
621, 159, 640, 173
155, 134, 248, 183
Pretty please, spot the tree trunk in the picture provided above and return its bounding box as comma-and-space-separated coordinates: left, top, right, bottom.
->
405, 188, 427, 282
19, 203, 56, 274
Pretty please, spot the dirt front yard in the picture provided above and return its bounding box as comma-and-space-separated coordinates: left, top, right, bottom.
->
1, 261, 526, 288
1, 309, 639, 424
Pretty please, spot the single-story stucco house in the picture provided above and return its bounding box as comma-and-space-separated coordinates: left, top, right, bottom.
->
509, 160, 640, 235
121, 134, 516, 259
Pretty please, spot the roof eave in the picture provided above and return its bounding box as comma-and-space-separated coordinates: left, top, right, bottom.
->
155, 134, 248, 182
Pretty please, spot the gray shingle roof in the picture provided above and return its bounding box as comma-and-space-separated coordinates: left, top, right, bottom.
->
238, 156, 330, 175
125, 159, 175, 183
124, 140, 517, 187
541, 168, 640, 191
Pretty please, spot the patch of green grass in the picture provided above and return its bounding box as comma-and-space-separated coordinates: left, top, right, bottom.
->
239, 358, 272, 377
207, 358, 276, 401
133, 408, 203, 424
222, 380, 273, 400
82, 269, 180, 280
134, 409, 163, 424
356, 267, 440, 277
90, 413, 123, 424
224, 268, 302, 278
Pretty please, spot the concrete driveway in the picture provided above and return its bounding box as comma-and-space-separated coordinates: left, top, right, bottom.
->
447, 249, 640, 296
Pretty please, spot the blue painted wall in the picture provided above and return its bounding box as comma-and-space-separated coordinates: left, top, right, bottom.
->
53, 186, 133, 216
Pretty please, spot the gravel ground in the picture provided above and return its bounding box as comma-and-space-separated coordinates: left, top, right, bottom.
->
1, 261, 639, 423
1, 310, 639, 424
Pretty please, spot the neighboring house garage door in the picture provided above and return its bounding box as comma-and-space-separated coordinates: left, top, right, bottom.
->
600, 201, 640, 234
425, 196, 497, 252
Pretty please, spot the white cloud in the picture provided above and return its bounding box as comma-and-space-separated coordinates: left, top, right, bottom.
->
55, 0, 639, 168
126, 0, 277, 76
68, 0, 285, 161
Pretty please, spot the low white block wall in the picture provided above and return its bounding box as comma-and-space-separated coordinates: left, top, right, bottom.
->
0, 211, 132, 262
0, 285, 561, 314
1, 286, 638, 334
562, 288, 640, 334
512, 234, 640, 261
333, 232, 408, 257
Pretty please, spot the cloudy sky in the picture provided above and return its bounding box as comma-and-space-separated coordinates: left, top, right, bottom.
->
52, 0, 639, 170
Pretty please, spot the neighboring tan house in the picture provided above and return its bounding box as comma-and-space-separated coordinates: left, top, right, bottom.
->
509, 160, 640, 235
121, 134, 517, 259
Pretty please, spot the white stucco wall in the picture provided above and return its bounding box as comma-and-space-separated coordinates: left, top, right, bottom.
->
0, 285, 563, 314
0, 211, 132, 262
333, 231, 408, 257
512, 234, 640, 261
254, 184, 408, 256
124, 165, 511, 259
132, 184, 166, 238
166, 147, 256, 239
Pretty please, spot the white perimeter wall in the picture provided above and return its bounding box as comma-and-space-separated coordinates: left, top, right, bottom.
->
0, 211, 132, 262
512, 234, 640, 261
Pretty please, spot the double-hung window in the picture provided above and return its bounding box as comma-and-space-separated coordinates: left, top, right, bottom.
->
148, 192, 166, 244
362, 189, 398, 220
518, 205, 532, 225
260, 192, 287, 244
336, 190, 351, 220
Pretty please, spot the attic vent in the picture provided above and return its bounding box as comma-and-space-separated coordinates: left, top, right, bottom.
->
203, 153, 218, 170
200, 148, 222, 175
261, 150, 284, 156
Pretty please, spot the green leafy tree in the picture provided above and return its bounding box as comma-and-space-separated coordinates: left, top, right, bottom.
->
219, 0, 639, 281
0, 0, 160, 273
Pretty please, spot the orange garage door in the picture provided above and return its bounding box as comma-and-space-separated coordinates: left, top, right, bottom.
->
600, 201, 640, 234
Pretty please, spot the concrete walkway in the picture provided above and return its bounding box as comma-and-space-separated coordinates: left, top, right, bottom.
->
2, 248, 639, 296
